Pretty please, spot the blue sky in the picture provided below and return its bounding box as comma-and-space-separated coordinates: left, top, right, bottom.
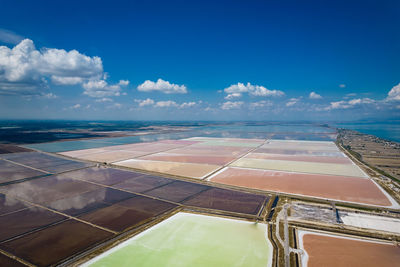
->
0, 0, 399, 121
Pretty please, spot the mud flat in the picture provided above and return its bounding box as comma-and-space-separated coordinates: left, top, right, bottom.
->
82, 212, 273, 267
298, 230, 400, 267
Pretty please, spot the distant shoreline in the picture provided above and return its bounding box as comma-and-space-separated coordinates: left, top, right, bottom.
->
335, 127, 400, 145
332, 122, 400, 143
337, 128, 400, 185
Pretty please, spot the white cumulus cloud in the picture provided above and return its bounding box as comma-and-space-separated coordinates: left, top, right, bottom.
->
221, 101, 244, 110
328, 101, 350, 110
137, 78, 187, 94
134, 99, 199, 109
250, 100, 273, 109
348, 98, 374, 105
286, 97, 301, 107
134, 98, 155, 107
95, 97, 113, 103
0, 38, 128, 97
118, 80, 129, 86
309, 91, 322, 99
40, 92, 58, 99
82, 79, 128, 98
224, 93, 242, 100
325, 98, 375, 110
179, 102, 197, 108
155, 100, 179, 108
51, 76, 84, 85
387, 83, 400, 101
224, 82, 284, 97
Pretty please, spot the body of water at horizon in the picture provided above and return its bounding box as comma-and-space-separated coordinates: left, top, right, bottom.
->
24, 123, 337, 152
334, 122, 400, 143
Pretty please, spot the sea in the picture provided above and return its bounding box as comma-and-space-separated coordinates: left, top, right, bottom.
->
334, 121, 400, 143
0, 120, 399, 145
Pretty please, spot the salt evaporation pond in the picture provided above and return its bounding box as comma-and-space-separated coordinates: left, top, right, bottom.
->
83, 212, 273, 267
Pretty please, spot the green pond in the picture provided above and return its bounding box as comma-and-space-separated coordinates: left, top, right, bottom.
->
85, 212, 273, 267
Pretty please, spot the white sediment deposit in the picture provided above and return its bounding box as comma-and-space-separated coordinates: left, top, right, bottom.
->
339, 211, 400, 234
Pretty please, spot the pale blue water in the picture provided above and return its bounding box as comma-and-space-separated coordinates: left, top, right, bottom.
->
334, 122, 400, 143
24, 123, 337, 152
21, 121, 399, 153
